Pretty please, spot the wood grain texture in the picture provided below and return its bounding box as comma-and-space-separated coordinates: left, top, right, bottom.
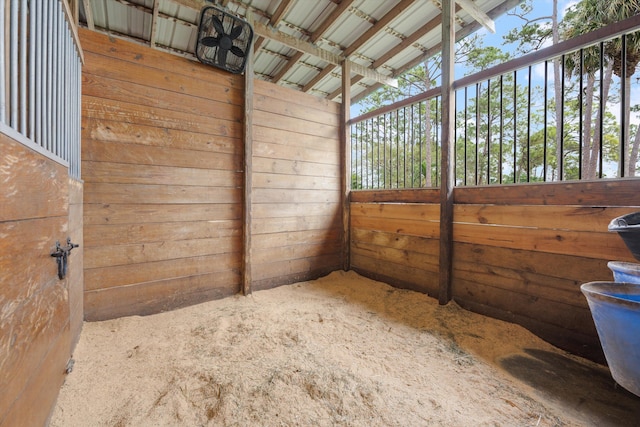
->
0, 133, 68, 222
84, 271, 240, 321
348, 179, 640, 361
250, 81, 343, 287
0, 133, 72, 425
81, 30, 244, 319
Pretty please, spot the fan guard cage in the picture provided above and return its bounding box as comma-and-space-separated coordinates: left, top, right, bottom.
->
195, 6, 254, 74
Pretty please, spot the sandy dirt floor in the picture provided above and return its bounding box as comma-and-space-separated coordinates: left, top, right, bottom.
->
50, 271, 640, 426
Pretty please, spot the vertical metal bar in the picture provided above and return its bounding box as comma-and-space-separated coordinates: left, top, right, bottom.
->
28, 0, 36, 139
62, 23, 69, 163
10, 0, 20, 127
464, 86, 468, 185
402, 107, 407, 188
51, 2, 59, 157
436, 96, 440, 187
376, 116, 380, 188
620, 34, 627, 177
19, 0, 27, 134
383, 113, 387, 188
411, 103, 415, 187
543, 61, 548, 182
527, 66, 532, 182
71, 44, 75, 176
599, 42, 604, 178
360, 121, 364, 189
36, 0, 43, 145
65, 9, 71, 168
0, 1, 6, 123
560, 55, 565, 180
513, 70, 517, 183
369, 118, 373, 188
418, 101, 423, 187
487, 79, 491, 184
364, 119, 368, 188
499, 75, 504, 184
350, 124, 354, 187
79, 55, 83, 178
75, 56, 82, 178
42, 0, 49, 148
475, 83, 479, 185
354, 122, 359, 189
46, 0, 53, 152
396, 109, 400, 188
578, 49, 584, 179
58, 6, 65, 160
361, 120, 364, 189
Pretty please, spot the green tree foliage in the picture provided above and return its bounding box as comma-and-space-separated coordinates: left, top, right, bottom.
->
351, 0, 639, 188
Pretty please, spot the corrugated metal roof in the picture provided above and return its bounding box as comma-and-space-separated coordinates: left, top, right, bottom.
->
79, 0, 521, 102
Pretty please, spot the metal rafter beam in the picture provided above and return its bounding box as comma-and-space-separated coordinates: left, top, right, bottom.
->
310, 0, 356, 43
272, 50, 304, 83
281, 0, 356, 88
328, 75, 363, 100
343, 0, 417, 58
371, 4, 461, 69
302, 64, 336, 92
82, 0, 95, 30
150, 0, 160, 48
352, 0, 523, 103
456, 0, 495, 33
269, 0, 294, 25
252, 20, 397, 87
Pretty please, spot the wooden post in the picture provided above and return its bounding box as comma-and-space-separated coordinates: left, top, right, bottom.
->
439, 0, 455, 305
341, 60, 351, 271
242, 35, 254, 295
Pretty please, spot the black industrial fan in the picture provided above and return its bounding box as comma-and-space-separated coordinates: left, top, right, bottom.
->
195, 5, 254, 74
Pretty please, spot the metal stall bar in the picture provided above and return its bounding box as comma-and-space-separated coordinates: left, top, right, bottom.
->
10, 0, 19, 128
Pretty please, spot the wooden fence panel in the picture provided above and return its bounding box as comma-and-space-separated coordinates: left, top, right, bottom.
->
80, 29, 243, 320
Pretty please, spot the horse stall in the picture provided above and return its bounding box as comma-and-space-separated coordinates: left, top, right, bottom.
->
1, 0, 640, 425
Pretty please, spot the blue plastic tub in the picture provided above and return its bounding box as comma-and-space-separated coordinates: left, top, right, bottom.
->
607, 261, 640, 284
581, 281, 640, 397
609, 212, 640, 261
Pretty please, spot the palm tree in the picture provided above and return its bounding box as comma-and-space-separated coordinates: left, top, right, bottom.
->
562, 0, 640, 177
563, 1, 615, 179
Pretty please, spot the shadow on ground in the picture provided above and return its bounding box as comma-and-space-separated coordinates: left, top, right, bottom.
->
501, 348, 640, 427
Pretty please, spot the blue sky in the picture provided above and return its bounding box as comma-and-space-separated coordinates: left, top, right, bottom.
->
479, 0, 576, 50
351, 0, 578, 113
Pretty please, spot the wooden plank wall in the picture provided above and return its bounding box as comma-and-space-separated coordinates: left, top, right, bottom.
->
350, 180, 640, 361
251, 81, 343, 290
80, 29, 343, 316
0, 133, 81, 427
452, 181, 640, 361
80, 29, 243, 320
350, 190, 441, 296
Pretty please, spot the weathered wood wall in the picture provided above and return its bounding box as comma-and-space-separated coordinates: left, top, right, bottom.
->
251, 81, 343, 290
350, 190, 440, 296
350, 180, 640, 361
452, 181, 640, 361
80, 29, 343, 316
0, 133, 82, 427
80, 29, 243, 320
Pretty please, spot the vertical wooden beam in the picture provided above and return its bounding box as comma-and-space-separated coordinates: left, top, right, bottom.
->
341, 60, 351, 271
149, 0, 160, 49
82, 0, 94, 30
439, 0, 455, 305
242, 35, 254, 295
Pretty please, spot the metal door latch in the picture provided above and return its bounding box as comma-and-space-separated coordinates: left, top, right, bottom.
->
51, 238, 79, 280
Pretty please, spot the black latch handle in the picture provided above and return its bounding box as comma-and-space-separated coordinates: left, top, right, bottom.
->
51, 238, 79, 280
